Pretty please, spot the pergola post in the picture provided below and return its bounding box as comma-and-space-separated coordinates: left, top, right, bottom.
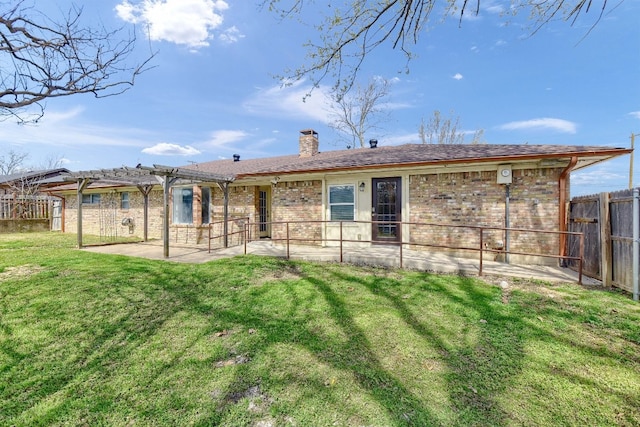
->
217, 182, 230, 248
76, 178, 92, 249
136, 184, 154, 242
158, 175, 179, 258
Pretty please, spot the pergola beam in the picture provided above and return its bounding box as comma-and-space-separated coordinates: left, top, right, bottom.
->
67, 165, 235, 258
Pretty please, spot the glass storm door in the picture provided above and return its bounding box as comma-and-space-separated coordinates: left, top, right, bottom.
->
258, 186, 271, 238
372, 177, 402, 244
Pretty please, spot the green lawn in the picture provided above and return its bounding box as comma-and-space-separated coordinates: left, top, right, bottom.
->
1, 232, 639, 426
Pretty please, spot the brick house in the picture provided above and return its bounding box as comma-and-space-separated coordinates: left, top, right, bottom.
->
53, 130, 630, 265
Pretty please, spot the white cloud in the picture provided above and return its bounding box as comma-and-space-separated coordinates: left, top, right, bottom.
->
243, 79, 333, 122
0, 107, 151, 148
206, 130, 249, 147
629, 111, 640, 119
115, 0, 231, 49
572, 168, 625, 186
453, 73, 464, 80
498, 118, 578, 134
142, 142, 201, 156
219, 26, 245, 44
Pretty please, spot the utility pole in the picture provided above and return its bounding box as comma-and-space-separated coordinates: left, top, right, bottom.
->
631, 133, 639, 189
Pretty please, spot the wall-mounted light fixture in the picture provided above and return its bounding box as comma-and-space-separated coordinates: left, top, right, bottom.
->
359, 182, 366, 192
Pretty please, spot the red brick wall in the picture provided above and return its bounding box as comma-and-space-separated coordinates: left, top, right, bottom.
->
408, 168, 563, 263
63, 190, 164, 240
272, 180, 323, 244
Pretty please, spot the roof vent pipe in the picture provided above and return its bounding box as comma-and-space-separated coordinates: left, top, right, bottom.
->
233, 154, 240, 162
369, 139, 378, 148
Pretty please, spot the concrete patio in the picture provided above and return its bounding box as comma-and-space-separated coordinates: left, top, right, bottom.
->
81, 239, 597, 285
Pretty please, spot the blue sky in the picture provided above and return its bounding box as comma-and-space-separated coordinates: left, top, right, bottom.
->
1, 0, 638, 196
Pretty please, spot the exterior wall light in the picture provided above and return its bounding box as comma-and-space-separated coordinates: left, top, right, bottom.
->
359, 182, 366, 192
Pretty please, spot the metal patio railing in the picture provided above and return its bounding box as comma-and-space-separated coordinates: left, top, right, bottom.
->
208, 219, 584, 284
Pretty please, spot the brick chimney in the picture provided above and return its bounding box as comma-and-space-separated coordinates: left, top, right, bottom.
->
299, 129, 319, 158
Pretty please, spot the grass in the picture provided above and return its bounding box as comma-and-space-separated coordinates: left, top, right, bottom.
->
1, 232, 639, 426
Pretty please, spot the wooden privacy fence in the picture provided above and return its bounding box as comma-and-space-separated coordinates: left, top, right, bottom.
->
0, 195, 52, 220
568, 188, 639, 296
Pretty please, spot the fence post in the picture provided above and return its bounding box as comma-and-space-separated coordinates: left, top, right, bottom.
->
633, 188, 639, 301
286, 222, 290, 260
579, 232, 584, 286
599, 192, 612, 287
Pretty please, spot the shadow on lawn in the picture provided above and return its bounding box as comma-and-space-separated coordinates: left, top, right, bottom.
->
4, 250, 638, 426
327, 268, 526, 426
1, 254, 226, 426
205, 261, 531, 426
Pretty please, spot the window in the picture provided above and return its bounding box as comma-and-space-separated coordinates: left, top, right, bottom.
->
81, 194, 101, 205
201, 187, 211, 224
120, 192, 130, 209
173, 187, 193, 224
329, 184, 355, 221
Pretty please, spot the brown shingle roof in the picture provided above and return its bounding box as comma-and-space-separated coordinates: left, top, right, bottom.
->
187, 144, 630, 179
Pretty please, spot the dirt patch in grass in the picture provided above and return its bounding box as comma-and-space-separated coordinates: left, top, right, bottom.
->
255, 264, 304, 285
0, 264, 45, 282
482, 275, 576, 302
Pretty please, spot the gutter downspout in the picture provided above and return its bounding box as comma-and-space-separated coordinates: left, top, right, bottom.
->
559, 156, 578, 266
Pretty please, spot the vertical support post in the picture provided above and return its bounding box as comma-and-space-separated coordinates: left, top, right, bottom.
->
286, 222, 290, 260
215, 181, 231, 248
156, 174, 179, 258
340, 221, 343, 263
162, 176, 171, 258
505, 184, 510, 264
630, 133, 635, 189
223, 183, 229, 248
633, 188, 639, 301
479, 227, 484, 276
579, 232, 584, 286
137, 184, 153, 243
599, 192, 612, 287
76, 178, 91, 249
77, 180, 83, 249
244, 222, 248, 255
399, 221, 403, 268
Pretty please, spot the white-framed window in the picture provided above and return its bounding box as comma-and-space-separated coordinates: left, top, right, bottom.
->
82, 194, 101, 205
201, 187, 211, 224
172, 187, 193, 224
120, 192, 130, 209
329, 184, 355, 221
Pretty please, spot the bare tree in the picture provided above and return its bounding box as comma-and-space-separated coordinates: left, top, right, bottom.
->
0, 150, 28, 175
0, 1, 155, 123
265, 0, 615, 92
418, 110, 485, 145
328, 77, 390, 148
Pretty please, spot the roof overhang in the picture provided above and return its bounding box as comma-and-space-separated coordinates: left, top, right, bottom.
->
234, 147, 632, 179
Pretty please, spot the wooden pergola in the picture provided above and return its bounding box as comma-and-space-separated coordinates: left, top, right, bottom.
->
66, 164, 235, 258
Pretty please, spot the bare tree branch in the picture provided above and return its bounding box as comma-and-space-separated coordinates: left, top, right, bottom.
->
265, 0, 614, 93
0, 1, 155, 123
418, 110, 485, 145
328, 77, 390, 148
0, 149, 29, 174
